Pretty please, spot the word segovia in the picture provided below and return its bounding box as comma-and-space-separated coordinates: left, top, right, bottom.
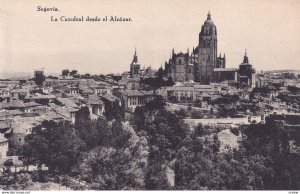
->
0, 3, 300, 192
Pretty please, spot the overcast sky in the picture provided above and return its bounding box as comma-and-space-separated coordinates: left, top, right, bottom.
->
1, 0, 300, 76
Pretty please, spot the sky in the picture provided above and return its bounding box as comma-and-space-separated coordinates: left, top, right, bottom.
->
0, 0, 300, 76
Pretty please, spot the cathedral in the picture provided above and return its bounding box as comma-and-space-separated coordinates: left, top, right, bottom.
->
165, 12, 227, 84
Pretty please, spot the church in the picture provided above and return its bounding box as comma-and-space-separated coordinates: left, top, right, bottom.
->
165, 12, 254, 86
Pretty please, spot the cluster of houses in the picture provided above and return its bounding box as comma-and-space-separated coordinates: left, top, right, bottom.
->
1, 50, 300, 168
0, 77, 117, 166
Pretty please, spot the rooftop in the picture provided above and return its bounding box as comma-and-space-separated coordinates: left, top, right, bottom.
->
214, 68, 237, 72
56, 97, 79, 108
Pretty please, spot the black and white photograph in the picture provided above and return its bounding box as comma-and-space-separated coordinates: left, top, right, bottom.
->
0, 0, 300, 192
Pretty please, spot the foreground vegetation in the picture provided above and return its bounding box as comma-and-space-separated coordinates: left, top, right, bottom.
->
1, 97, 299, 190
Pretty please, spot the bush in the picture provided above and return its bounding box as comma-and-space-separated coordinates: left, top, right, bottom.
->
191, 110, 203, 119
175, 109, 186, 118
31, 170, 49, 183
230, 127, 240, 136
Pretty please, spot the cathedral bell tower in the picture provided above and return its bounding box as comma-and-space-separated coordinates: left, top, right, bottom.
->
196, 11, 218, 84
130, 48, 141, 79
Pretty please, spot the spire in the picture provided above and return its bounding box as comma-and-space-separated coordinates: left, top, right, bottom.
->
172, 48, 175, 55
207, 11, 211, 20
187, 48, 189, 55
132, 48, 138, 63
243, 49, 249, 63
223, 53, 226, 58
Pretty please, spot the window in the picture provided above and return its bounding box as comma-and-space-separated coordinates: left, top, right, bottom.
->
19, 138, 22, 142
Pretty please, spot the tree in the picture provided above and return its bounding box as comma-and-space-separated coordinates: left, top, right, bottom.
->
144, 96, 166, 111
0, 173, 33, 190
62, 69, 70, 76
175, 109, 186, 118
70, 70, 78, 76
104, 101, 125, 121
75, 118, 110, 149
34, 71, 45, 86
75, 106, 91, 128
192, 137, 203, 159
79, 140, 147, 190
111, 120, 131, 149
156, 66, 165, 79
211, 134, 220, 153
23, 121, 85, 173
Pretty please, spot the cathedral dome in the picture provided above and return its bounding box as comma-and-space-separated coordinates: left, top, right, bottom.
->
204, 11, 215, 26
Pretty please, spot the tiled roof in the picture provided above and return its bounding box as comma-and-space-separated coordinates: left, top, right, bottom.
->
92, 85, 108, 89
11, 89, 28, 93
121, 90, 145, 97
214, 68, 237, 72
25, 94, 56, 100
0, 100, 25, 109
140, 90, 155, 95
56, 97, 79, 108
101, 94, 120, 102
0, 110, 23, 118
194, 85, 213, 89
12, 122, 35, 134
24, 102, 41, 107
84, 96, 103, 105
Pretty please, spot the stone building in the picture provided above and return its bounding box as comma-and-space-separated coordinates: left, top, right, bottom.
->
214, 68, 237, 83
115, 90, 155, 112
238, 51, 256, 88
194, 11, 218, 83
165, 49, 194, 82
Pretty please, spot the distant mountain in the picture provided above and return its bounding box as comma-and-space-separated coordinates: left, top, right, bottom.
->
0, 71, 32, 80
0, 70, 62, 80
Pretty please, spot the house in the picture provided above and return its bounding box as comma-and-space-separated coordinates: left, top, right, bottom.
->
0, 100, 26, 112
115, 90, 155, 111
48, 103, 79, 124
55, 97, 79, 108
163, 85, 220, 102
24, 102, 42, 113
78, 84, 95, 98
11, 122, 35, 150
63, 85, 79, 95
10, 88, 28, 100
82, 96, 105, 119
92, 84, 111, 96
118, 78, 140, 90
100, 93, 122, 107
24, 94, 56, 105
